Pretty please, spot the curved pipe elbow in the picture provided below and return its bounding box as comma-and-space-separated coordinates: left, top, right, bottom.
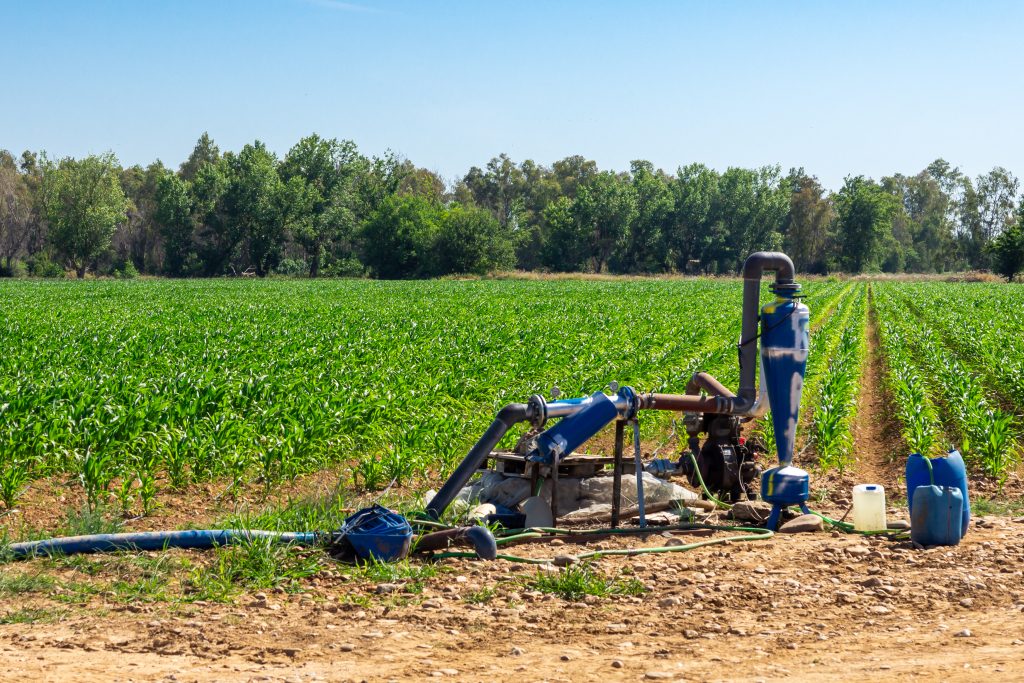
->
686, 372, 735, 399
742, 251, 795, 284
724, 395, 757, 417
496, 403, 530, 425
742, 375, 770, 421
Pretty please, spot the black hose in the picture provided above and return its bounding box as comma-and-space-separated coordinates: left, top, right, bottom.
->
425, 403, 530, 520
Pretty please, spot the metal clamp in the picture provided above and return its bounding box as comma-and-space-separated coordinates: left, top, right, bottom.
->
527, 394, 548, 429
617, 385, 640, 421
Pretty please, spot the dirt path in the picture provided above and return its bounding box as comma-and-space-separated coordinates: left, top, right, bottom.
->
2, 520, 1023, 682
804, 285, 907, 504
847, 286, 905, 490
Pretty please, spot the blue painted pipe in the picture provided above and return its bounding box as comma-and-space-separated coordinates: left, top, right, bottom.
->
6, 529, 318, 559
534, 391, 620, 463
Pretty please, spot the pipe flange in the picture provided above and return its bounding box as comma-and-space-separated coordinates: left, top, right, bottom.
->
527, 394, 548, 429
771, 281, 801, 296
617, 386, 639, 420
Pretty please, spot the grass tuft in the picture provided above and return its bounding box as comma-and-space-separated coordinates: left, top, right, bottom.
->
525, 563, 646, 601
185, 535, 325, 602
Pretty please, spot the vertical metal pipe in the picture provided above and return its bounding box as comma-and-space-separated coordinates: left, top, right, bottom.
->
632, 419, 646, 528
734, 252, 797, 416
611, 420, 625, 528
551, 452, 560, 526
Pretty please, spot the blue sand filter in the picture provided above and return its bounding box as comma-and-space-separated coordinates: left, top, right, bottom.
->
758, 292, 811, 530
907, 450, 970, 539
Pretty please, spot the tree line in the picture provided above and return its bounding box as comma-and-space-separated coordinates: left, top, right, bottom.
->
2, 133, 1023, 280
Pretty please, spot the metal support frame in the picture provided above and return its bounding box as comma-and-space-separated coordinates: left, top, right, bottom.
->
611, 420, 625, 527
551, 455, 560, 527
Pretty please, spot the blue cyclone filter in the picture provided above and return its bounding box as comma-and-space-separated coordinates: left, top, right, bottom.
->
758, 290, 811, 529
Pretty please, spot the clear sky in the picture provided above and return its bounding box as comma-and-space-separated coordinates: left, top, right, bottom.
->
2, 0, 1021, 190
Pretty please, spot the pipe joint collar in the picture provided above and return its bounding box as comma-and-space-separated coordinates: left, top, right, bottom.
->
527, 394, 548, 429
617, 386, 640, 420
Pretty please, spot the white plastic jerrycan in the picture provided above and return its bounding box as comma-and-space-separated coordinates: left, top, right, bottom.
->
852, 484, 887, 532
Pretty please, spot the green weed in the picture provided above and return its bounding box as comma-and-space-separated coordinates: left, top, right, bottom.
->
0, 608, 67, 625
526, 563, 646, 601
185, 535, 324, 602
0, 572, 57, 596
58, 504, 121, 537
346, 557, 439, 594
463, 587, 497, 604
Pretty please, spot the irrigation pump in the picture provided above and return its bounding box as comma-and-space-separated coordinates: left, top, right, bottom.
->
426, 252, 810, 531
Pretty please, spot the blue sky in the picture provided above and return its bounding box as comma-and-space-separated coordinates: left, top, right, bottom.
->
2, 0, 1021, 190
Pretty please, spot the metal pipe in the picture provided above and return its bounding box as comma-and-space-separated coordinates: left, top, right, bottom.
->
686, 371, 734, 399
632, 419, 646, 528
640, 392, 730, 413
611, 420, 625, 528
732, 251, 796, 416
545, 394, 632, 419
743, 363, 771, 421
426, 403, 530, 519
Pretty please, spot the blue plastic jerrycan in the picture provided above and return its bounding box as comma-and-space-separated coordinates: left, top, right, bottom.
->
911, 485, 964, 547
906, 450, 970, 537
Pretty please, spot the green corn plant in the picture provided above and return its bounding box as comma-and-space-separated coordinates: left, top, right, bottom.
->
0, 452, 34, 510
978, 410, 1015, 485
78, 447, 114, 512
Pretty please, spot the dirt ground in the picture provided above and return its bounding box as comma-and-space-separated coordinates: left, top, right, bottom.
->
1, 516, 1023, 683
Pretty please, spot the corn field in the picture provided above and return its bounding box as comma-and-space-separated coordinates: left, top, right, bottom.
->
0, 277, 1021, 513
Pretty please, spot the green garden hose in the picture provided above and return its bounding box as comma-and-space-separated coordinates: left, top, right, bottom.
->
685, 450, 733, 510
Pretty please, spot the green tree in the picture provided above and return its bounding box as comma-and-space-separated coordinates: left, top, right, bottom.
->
461, 154, 526, 229
613, 160, 672, 273
575, 171, 637, 273
154, 170, 195, 276
0, 162, 34, 273
834, 176, 898, 273
552, 155, 598, 199
433, 204, 515, 275
540, 196, 589, 271
179, 132, 221, 182
667, 163, 720, 273
784, 173, 833, 273
190, 157, 235, 275
356, 152, 411, 217
223, 142, 290, 276
280, 135, 367, 277
116, 161, 165, 273
361, 194, 443, 278
40, 153, 129, 278
989, 217, 1024, 281
970, 167, 1019, 270
715, 166, 788, 272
